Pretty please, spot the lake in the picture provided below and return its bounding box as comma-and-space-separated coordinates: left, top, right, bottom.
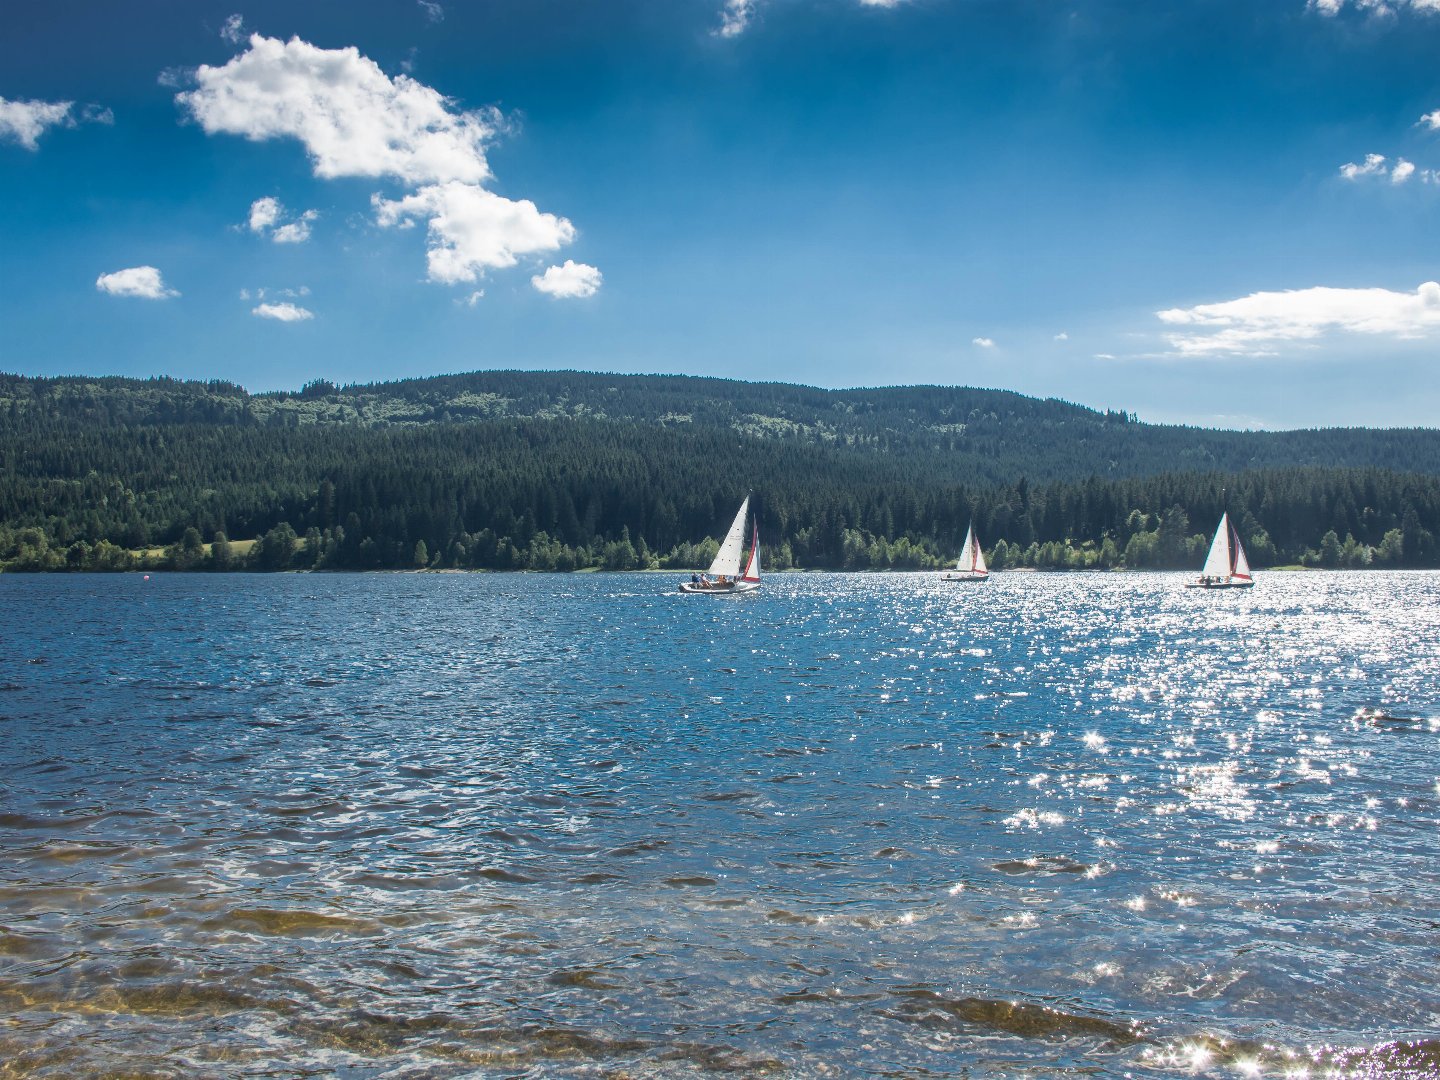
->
2, 571, 1438, 1077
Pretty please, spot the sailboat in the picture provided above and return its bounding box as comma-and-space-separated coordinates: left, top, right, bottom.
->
1187, 511, 1254, 589
942, 521, 990, 582
679, 496, 761, 594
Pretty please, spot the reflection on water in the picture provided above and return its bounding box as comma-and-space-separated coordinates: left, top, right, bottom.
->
2, 571, 1439, 1076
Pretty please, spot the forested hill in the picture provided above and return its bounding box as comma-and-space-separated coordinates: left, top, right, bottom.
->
3, 369, 1440, 483
1, 369, 1438, 573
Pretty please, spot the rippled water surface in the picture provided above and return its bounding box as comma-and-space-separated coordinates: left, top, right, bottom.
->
3, 571, 1439, 1078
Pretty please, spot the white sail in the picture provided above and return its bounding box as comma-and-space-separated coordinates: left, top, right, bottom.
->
1231, 526, 1252, 580
1200, 512, 1233, 580
741, 525, 761, 582
954, 523, 987, 575
956, 524, 975, 572
707, 495, 750, 578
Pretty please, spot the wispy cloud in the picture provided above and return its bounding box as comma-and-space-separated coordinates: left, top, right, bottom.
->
253, 301, 313, 321
718, 0, 755, 36
418, 0, 444, 23
1339, 152, 1425, 183
532, 260, 603, 298
1157, 281, 1440, 356
179, 34, 588, 288
0, 96, 111, 150
717, 0, 908, 37
972, 337, 995, 348
96, 266, 179, 299
220, 13, 246, 44
1054, 331, 1069, 341
1310, 0, 1440, 15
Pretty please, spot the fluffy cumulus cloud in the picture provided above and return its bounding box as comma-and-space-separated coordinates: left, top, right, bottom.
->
0, 96, 111, 150
972, 337, 995, 348
179, 34, 589, 287
374, 182, 574, 284
253, 301, 313, 321
0, 97, 72, 149
532, 260, 603, 298
247, 196, 318, 243
96, 266, 179, 299
178, 34, 499, 185
1157, 281, 1440, 356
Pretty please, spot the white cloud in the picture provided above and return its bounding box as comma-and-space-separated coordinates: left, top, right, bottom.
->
178, 34, 500, 185
96, 266, 179, 300
532, 260, 602, 298
457, 290, 484, 307
1311, 0, 1440, 14
0, 97, 111, 150
1339, 153, 1421, 183
718, 0, 755, 36
1054, 331, 1069, 340
221, 14, 246, 44
248, 195, 281, 232
78, 104, 114, 127
418, 0, 444, 22
253, 301, 313, 321
1340, 152, 1387, 179
717, 0, 907, 35
374, 181, 574, 284
1157, 281, 1440, 356
181, 33, 590, 289
272, 213, 317, 243
247, 196, 318, 242
972, 337, 995, 348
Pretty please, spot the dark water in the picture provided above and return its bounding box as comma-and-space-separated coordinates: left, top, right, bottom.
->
2, 571, 1439, 1078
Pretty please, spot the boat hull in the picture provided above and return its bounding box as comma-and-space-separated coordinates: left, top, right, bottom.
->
942, 572, 990, 583
679, 580, 760, 595
1185, 579, 1254, 589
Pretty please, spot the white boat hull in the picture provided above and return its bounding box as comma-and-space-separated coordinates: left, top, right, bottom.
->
1185, 578, 1254, 589
679, 580, 760, 594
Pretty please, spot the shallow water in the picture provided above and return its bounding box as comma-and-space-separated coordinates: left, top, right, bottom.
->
1, 571, 1438, 1078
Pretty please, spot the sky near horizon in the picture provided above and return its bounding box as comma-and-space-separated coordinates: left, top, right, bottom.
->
4, 0, 1440, 430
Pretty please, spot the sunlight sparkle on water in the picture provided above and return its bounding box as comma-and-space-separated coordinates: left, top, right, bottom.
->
4, 571, 1440, 1078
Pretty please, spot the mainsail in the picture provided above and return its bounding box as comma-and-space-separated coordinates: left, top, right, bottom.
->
707, 495, 750, 578
1201, 512, 1234, 580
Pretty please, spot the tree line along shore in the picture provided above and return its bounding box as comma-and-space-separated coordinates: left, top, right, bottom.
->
1, 371, 1437, 573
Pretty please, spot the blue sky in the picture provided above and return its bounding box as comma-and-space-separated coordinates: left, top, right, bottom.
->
4, 0, 1440, 429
